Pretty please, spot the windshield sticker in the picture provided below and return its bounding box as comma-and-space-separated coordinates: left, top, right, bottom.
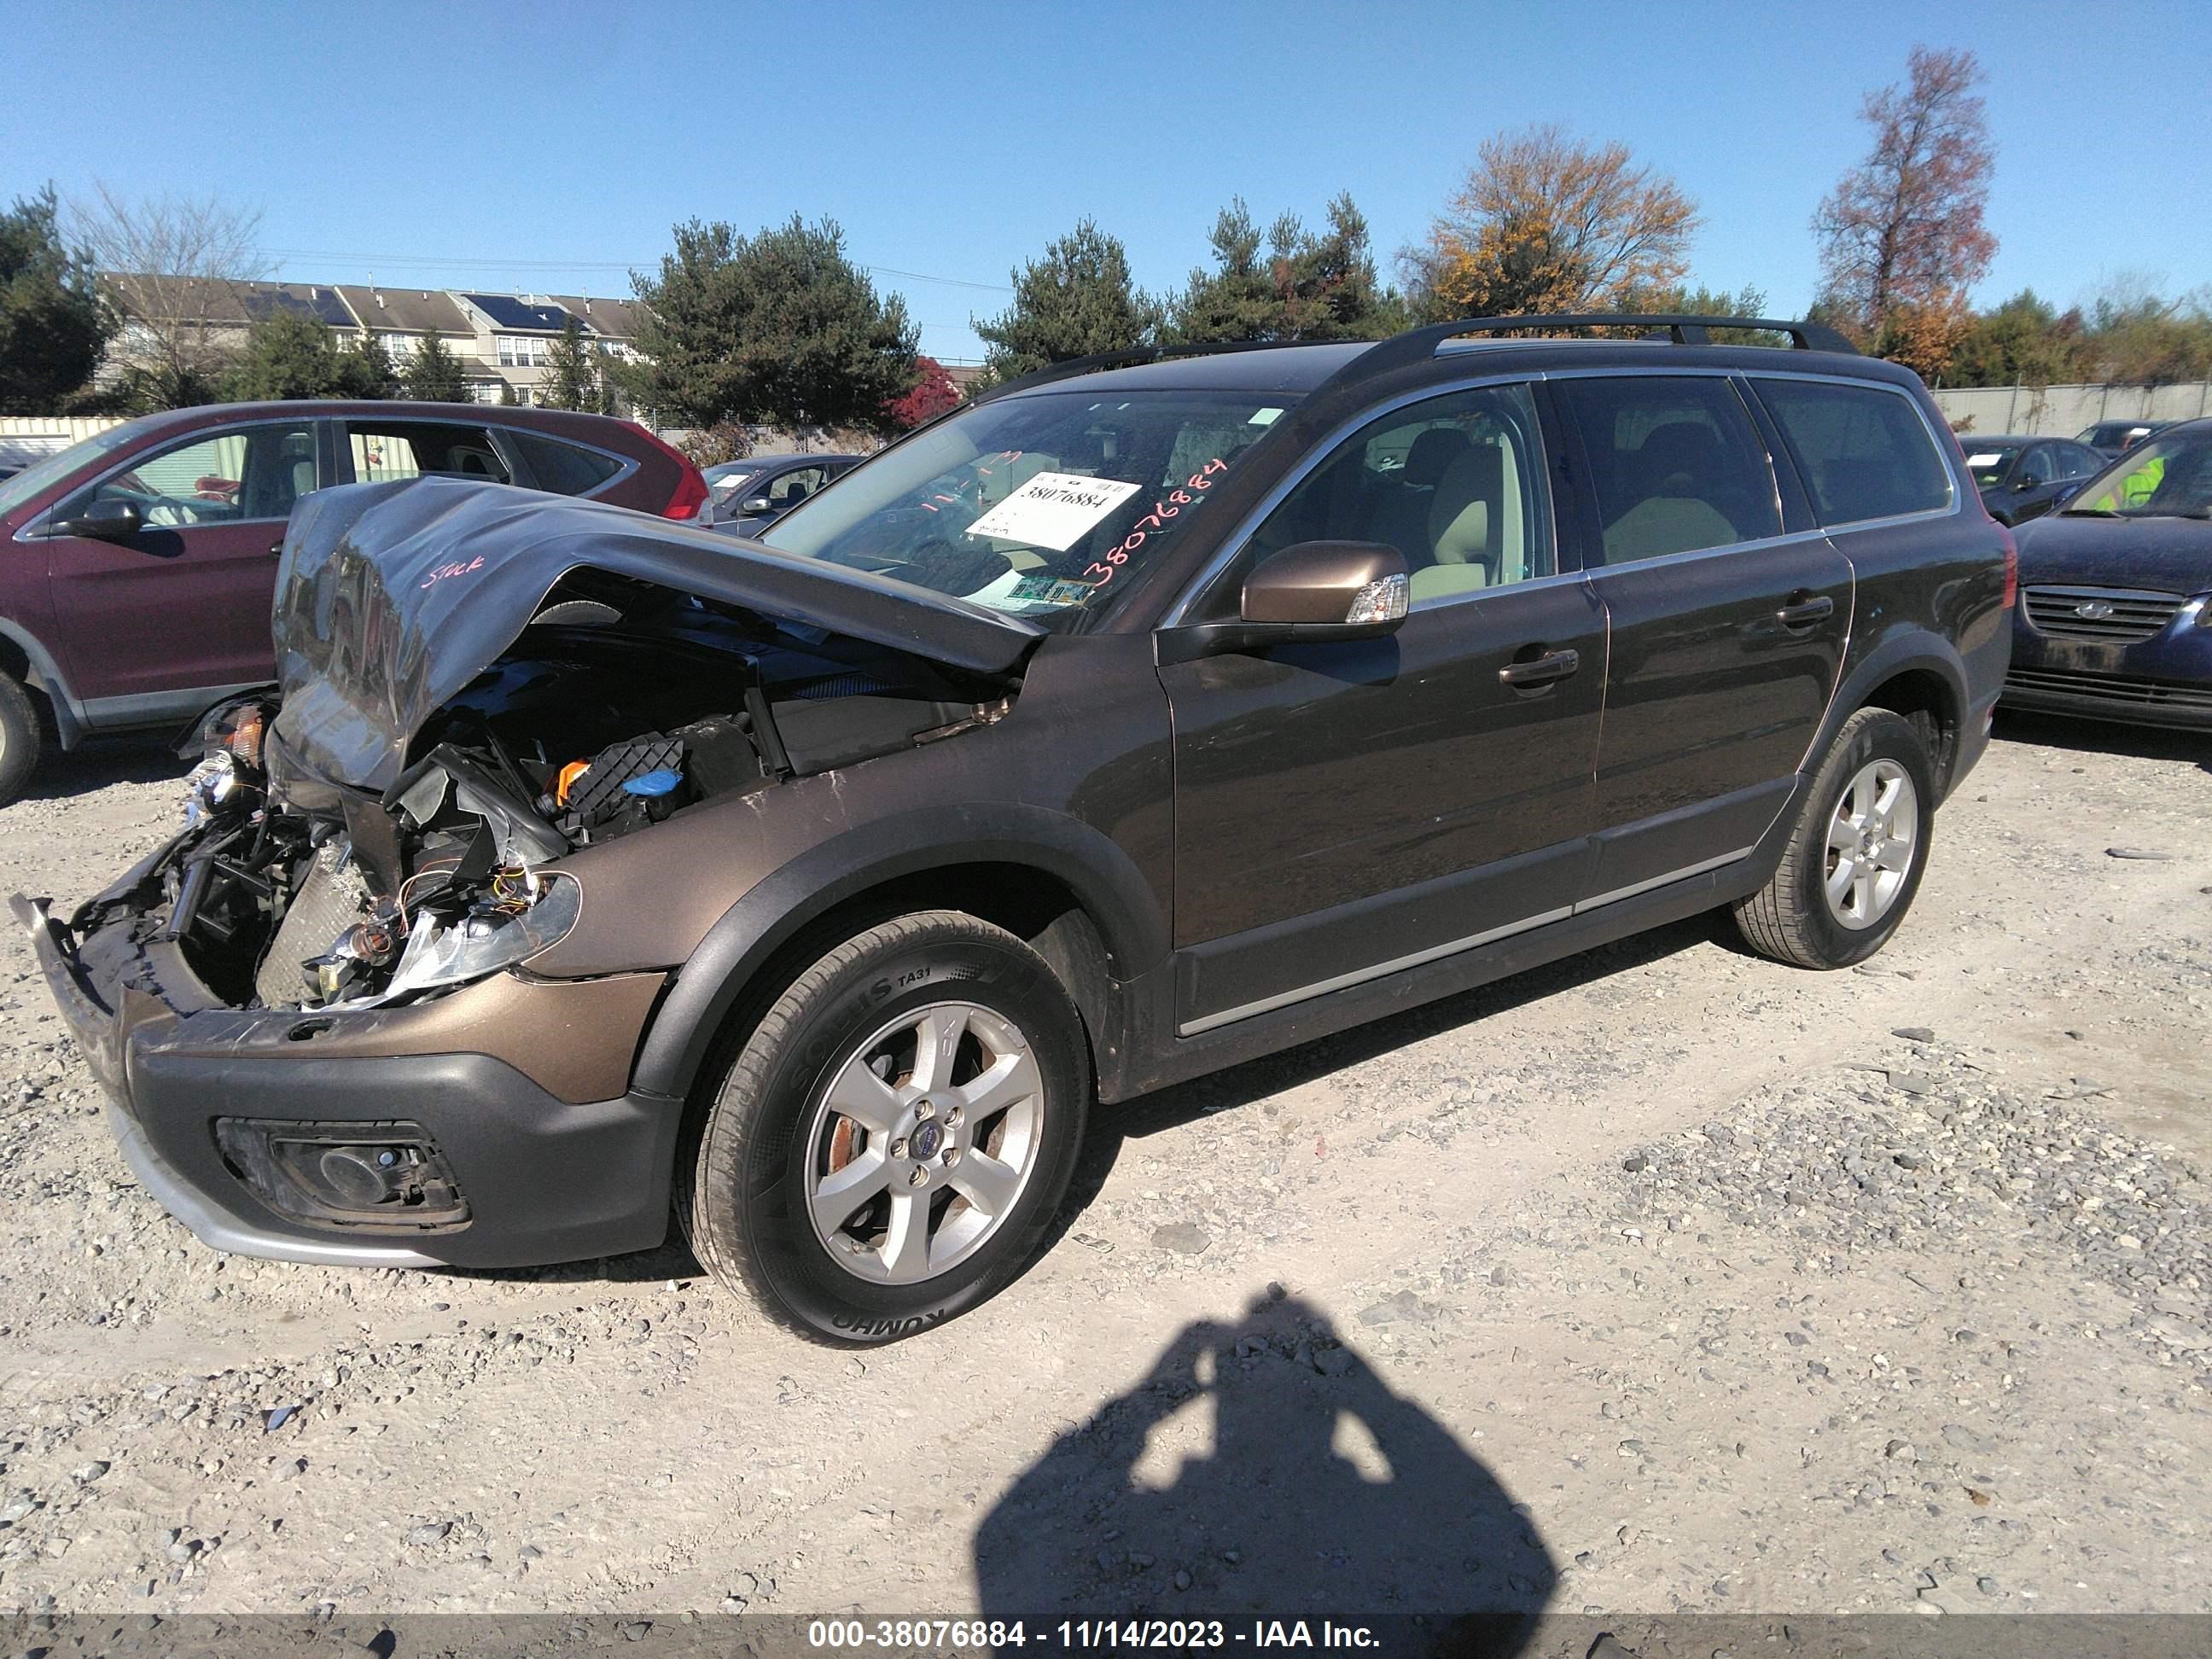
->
965, 470, 1141, 550
1965, 452, 2001, 468
1249, 406, 1285, 426
1007, 573, 1104, 607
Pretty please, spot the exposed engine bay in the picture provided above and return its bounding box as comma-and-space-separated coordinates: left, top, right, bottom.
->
116, 567, 1016, 1016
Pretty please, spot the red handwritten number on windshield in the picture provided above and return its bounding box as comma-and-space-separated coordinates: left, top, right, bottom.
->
1083, 457, 1228, 588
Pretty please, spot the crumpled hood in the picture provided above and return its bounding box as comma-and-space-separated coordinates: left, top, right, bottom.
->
2015, 511, 2212, 597
267, 477, 1043, 792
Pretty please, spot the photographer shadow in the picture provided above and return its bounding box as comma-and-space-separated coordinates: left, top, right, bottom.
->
975, 1295, 1552, 1648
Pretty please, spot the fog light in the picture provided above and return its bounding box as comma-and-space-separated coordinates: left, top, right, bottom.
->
214, 1118, 470, 1231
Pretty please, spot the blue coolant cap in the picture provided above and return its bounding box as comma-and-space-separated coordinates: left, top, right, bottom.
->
623, 769, 682, 797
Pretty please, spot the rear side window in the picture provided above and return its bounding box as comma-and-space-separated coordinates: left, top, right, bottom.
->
346, 422, 511, 485
1755, 379, 1953, 526
505, 430, 624, 497
1552, 376, 1782, 565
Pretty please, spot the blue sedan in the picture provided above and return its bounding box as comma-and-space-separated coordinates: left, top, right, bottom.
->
2005, 418, 2212, 730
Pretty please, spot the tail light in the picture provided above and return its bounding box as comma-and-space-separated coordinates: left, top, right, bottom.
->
659, 458, 711, 523
626, 422, 712, 522
1999, 526, 2017, 609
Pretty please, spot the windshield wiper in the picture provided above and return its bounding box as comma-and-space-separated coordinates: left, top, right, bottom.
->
2060, 505, 2122, 517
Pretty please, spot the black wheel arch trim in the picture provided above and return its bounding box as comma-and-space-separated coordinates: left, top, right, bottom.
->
629, 804, 1167, 1102
1825, 627, 1973, 775
0, 618, 84, 747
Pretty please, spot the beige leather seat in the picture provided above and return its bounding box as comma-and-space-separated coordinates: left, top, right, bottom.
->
1412, 442, 1524, 602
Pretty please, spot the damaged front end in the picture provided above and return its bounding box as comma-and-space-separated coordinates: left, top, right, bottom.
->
12, 477, 1043, 1263
93, 477, 1040, 1017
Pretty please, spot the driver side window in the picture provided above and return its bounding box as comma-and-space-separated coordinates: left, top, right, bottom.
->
59, 422, 320, 528
1245, 383, 1554, 607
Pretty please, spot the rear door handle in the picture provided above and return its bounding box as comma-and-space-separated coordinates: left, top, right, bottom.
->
1498, 648, 1580, 688
268, 540, 285, 556
1776, 595, 1835, 627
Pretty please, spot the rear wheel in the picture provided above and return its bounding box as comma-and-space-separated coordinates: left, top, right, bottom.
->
682, 911, 1088, 1344
0, 672, 42, 809
1732, 707, 1934, 969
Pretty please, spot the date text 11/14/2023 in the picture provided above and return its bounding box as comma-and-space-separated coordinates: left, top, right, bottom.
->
806, 1620, 1382, 1650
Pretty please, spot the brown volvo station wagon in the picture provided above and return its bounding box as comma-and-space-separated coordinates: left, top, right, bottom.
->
15, 315, 2013, 1344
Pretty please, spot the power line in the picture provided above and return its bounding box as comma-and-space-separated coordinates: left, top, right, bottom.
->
249, 247, 1010, 294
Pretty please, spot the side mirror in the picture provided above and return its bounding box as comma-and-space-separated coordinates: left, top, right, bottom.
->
56, 498, 145, 541
739, 496, 774, 515
1158, 541, 1410, 663
2054, 482, 2083, 508
2014, 475, 2046, 492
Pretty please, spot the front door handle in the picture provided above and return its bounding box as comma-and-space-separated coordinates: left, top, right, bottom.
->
268, 539, 285, 556
1776, 595, 1835, 627
1498, 648, 1580, 688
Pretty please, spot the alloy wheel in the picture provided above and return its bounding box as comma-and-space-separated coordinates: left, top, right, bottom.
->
802, 1001, 1045, 1284
1823, 758, 1918, 930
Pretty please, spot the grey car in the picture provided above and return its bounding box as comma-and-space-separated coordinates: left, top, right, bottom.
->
706, 453, 862, 537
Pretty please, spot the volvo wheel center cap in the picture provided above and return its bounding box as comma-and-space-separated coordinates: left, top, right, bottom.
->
911, 1119, 944, 1160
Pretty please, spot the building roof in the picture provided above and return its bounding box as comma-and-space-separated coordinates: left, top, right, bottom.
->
100, 275, 364, 329
463, 293, 590, 333
97, 275, 647, 343
544, 294, 647, 341
330, 285, 475, 335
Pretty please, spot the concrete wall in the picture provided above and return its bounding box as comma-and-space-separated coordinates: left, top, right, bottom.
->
1932, 381, 2212, 438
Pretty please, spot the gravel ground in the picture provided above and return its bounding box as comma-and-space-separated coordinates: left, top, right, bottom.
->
0, 713, 2204, 1621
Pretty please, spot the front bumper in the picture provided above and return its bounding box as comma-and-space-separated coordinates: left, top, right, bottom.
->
11, 893, 681, 1270
2005, 599, 2212, 731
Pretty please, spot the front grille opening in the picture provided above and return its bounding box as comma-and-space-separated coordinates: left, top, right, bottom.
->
2022, 586, 2184, 642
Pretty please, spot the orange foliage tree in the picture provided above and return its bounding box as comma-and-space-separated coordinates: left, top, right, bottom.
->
1813, 46, 1996, 354
1409, 125, 1699, 320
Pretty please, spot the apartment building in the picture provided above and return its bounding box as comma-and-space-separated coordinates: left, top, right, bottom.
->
97, 276, 643, 405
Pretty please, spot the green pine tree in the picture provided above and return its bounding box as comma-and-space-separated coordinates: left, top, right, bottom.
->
619, 213, 917, 433
0, 184, 114, 411
1166, 194, 1406, 345
973, 219, 1156, 386
538, 316, 600, 410
224, 311, 346, 400
402, 331, 470, 402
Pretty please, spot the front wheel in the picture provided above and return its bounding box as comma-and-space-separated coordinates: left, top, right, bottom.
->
1732, 707, 1935, 969
683, 911, 1089, 1345
0, 672, 43, 809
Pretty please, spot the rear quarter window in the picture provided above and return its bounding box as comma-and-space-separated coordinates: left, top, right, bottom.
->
347, 422, 511, 485
1757, 380, 1953, 526
505, 430, 625, 497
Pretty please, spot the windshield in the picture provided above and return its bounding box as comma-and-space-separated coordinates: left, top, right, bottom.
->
1961, 445, 2022, 489
2069, 430, 2212, 518
703, 463, 765, 506
760, 388, 1294, 619
0, 420, 153, 521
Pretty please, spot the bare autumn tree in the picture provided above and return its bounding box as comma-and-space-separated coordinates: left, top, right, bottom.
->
1813, 45, 1996, 375
68, 182, 268, 409
1406, 125, 1699, 320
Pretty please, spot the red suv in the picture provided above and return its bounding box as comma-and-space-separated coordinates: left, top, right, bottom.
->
0, 401, 708, 805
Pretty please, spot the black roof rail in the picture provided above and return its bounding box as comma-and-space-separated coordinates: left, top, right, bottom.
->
1339, 312, 1856, 386
969, 337, 1349, 405
967, 313, 1854, 409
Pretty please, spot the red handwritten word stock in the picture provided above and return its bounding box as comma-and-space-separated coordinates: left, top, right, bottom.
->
418, 555, 486, 591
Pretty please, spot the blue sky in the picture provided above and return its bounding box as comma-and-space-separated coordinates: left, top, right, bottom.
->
4, 0, 2207, 363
